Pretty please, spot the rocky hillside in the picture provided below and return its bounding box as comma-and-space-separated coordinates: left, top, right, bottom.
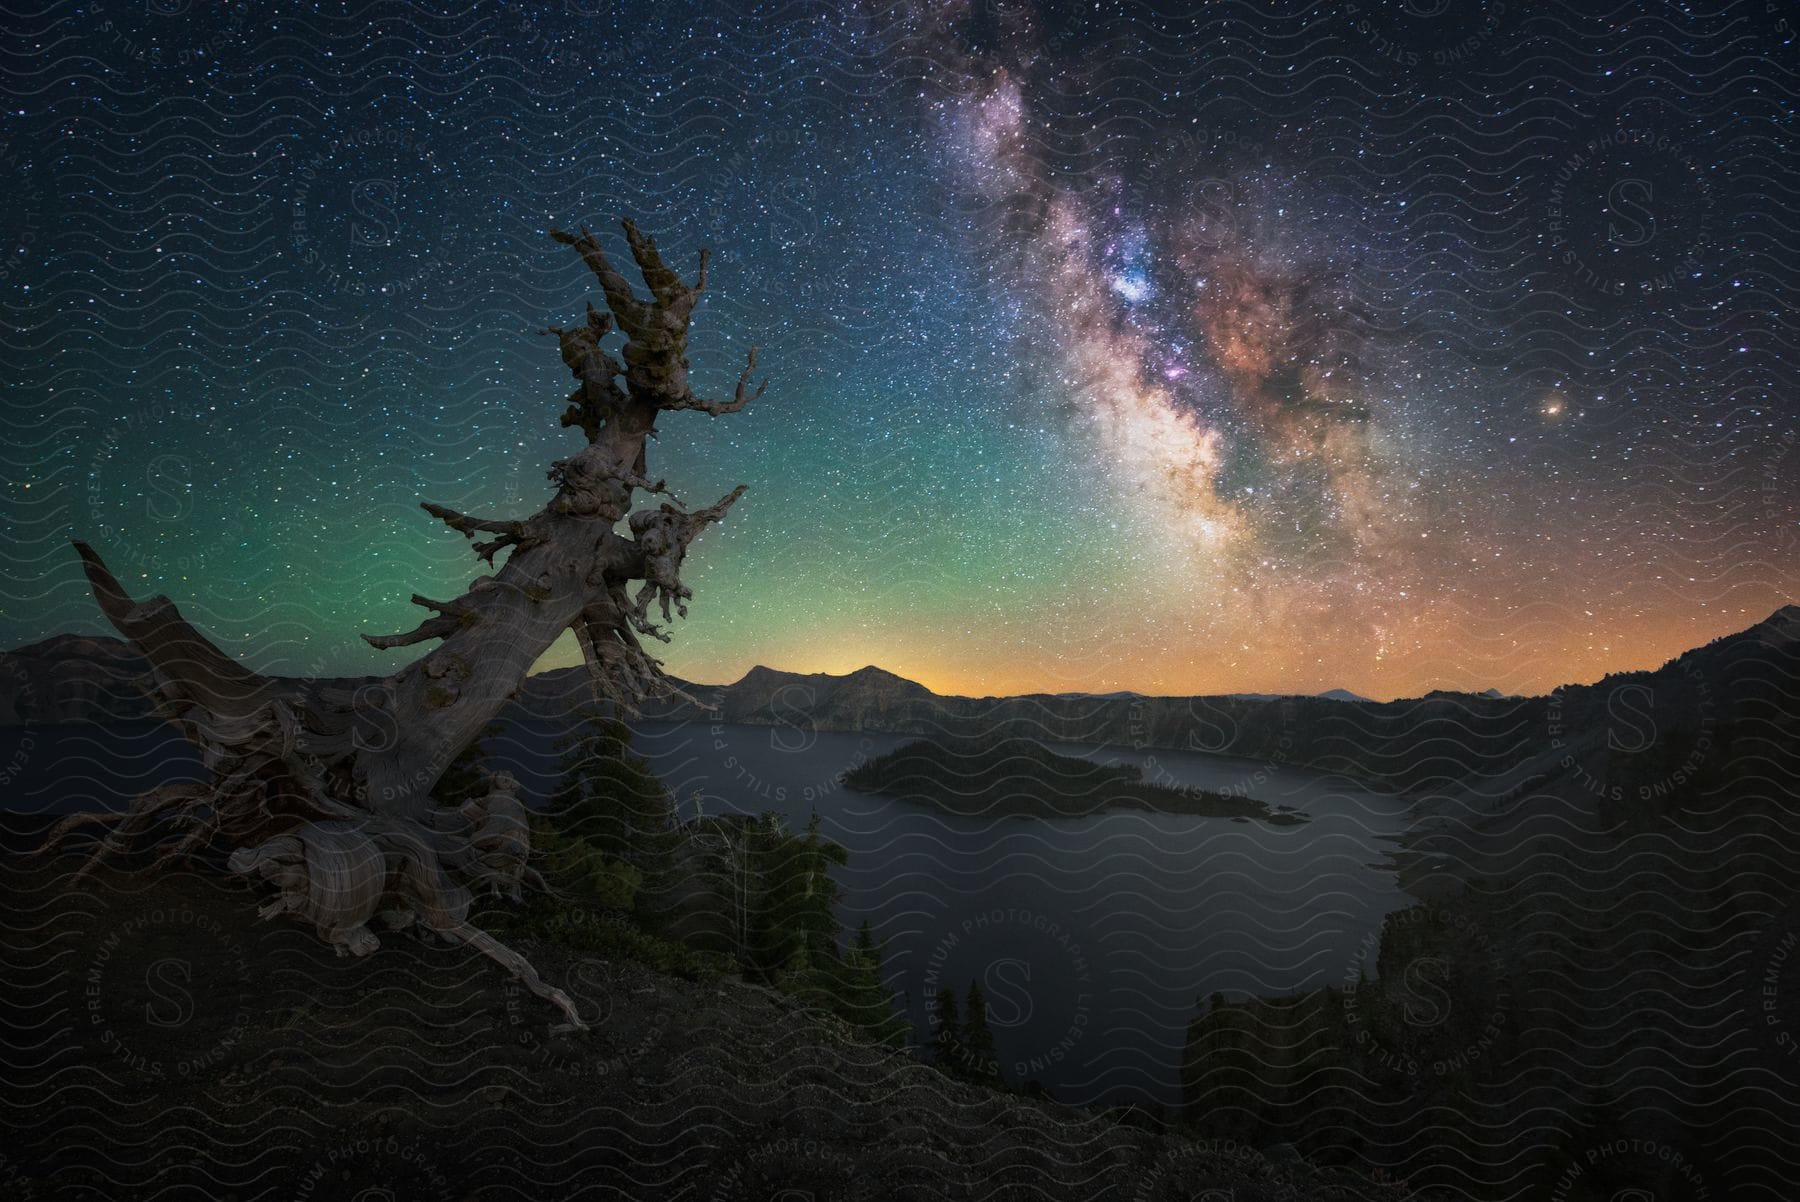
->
0, 852, 1418, 1202
0, 632, 370, 726
0, 633, 160, 723
1177, 604, 1800, 1200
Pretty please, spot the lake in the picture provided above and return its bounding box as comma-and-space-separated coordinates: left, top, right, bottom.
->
0, 717, 1414, 1107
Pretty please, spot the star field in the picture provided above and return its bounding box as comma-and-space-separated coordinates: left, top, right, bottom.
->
1, 0, 1796, 700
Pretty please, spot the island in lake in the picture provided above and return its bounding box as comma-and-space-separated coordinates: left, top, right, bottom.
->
842, 735, 1309, 823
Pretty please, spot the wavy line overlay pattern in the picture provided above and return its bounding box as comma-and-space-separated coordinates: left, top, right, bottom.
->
0, 1, 1798, 1200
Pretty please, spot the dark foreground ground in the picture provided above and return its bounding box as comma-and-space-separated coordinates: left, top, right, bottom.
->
0, 847, 1416, 1202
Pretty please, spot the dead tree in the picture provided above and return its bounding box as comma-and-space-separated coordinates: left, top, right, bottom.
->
46, 220, 763, 1029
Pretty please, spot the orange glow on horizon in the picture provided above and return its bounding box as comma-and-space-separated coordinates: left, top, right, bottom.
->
534, 597, 1793, 705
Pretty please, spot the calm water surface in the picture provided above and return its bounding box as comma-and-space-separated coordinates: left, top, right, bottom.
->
0, 717, 1413, 1106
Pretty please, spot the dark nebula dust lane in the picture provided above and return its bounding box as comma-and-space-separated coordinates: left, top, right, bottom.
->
0, 0, 1794, 700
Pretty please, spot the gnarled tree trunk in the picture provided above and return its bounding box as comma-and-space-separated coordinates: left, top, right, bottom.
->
47, 220, 763, 1029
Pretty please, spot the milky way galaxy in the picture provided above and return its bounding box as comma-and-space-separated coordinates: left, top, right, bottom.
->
919, 16, 1450, 685
2, 0, 1795, 700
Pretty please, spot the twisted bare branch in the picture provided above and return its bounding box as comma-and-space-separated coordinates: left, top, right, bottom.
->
59, 218, 762, 1031
665, 347, 767, 416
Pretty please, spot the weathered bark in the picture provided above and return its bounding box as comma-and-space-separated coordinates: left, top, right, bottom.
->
46, 220, 762, 1029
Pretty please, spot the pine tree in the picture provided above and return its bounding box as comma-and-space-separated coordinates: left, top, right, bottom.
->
743, 812, 802, 976
549, 709, 672, 858
747, 809, 846, 975
840, 920, 908, 1046
1180, 990, 1266, 1143
790, 810, 846, 955
963, 979, 1001, 1084
536, 707, 679, 917
932, 986, 962, 1073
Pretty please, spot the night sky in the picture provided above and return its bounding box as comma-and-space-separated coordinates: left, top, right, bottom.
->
2, 0, 1796, 700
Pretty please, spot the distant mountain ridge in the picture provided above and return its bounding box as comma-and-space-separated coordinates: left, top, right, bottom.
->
1316, 688, 1372, 703
1172, 607, 1800, 1194
0, 628, 1503, 735
5, 607, 1796, 805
